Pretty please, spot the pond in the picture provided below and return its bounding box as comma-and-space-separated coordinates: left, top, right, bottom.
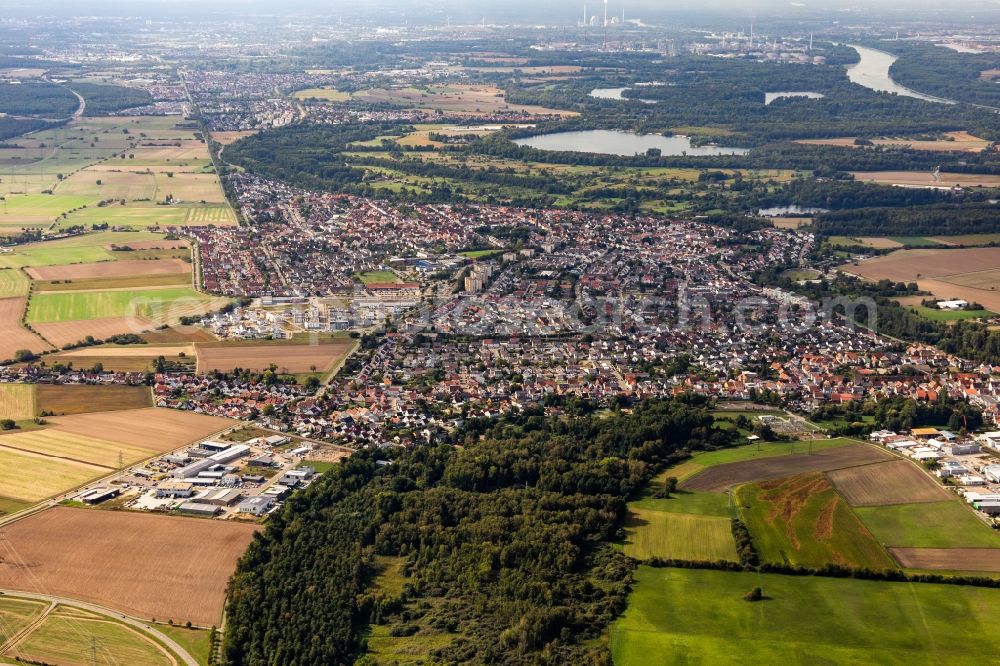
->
514, 129, 749, 157
589, 87, 658, 104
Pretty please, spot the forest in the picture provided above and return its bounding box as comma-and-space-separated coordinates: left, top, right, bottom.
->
223, 398, 736, 665
0, 81, 79, 118
68, 82, 153, 115
887, 42, 1000, 108
812, 203, 1000, 236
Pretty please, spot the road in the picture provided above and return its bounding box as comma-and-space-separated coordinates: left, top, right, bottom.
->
0, 589, 198, 666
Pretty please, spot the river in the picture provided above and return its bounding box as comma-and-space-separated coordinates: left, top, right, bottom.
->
846, 44, 955, 104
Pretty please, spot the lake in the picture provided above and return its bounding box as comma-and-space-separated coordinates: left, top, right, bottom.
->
514, 130, 749, 157
764, 92, 825, 105
846, 44, 955, 104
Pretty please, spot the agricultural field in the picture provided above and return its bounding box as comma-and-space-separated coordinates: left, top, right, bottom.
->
348, 84, 577, 117
736, 473, 895, 569
666, 437, 854, 483
621, 508, 737, 562
680, 443, 892, 492
827, 459, 950, 506
611, 567, 1000, 666
45, 407, 231, 451
0, 297, 53, 362
35, 384, 152, 415
0, 269, 29, 298
0, 384, 36, 421
798, 131, 991, 152
292, 87, 351, 101
195, 337, 357, 375
856, 501, 1000, 550
842, 247, 1000, 313
0, 506, 259, 626
26, 258, 190, 281
890, 548, 1000, 573
10, 607, 176, 666
0, 597, 47, 646
852, 171, 1000, 187
27, 286, 215, 322
0, 446, 104, 502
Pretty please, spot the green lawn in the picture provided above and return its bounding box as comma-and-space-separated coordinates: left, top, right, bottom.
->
611, 566, 1000, 665
856, 501, 1000, 549
156, 624, 213, 666
909, 305, 995, 321
355, 270, 400, 285
621, 508, 737, 562
27, 286, 220, 323
459, 249, 504, 259
738, 474, 896, 570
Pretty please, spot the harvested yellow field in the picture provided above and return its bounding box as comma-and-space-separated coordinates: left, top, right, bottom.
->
799, 132, 991, 152
0, 385, 36, 421
46, 407, 231, 452
0, 446, 103, 501
0, 429, 150, 468
57, 344, 195, 358
852, 171, 1000, 187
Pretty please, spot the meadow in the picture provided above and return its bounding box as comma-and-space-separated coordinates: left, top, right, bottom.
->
12, 610, 175, 666
737, 473, 895, 570
856, 501, 1000, 549
611, 567, 1000, 665
26, 286, 225, 324
621, 508, 737, 562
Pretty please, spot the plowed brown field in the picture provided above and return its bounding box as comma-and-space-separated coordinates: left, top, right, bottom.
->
0, 507, 258, 625
827, 460, 950, 507
26, 259, 190, 281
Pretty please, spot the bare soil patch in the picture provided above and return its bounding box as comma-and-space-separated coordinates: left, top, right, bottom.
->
827, 460, 950, 507
681, 445, 893, 493
26, 259, 190, 281
890, 547, 1000, 572
36, 384, 153, 416
0, 506, 258, 625
196, 341, 354, 374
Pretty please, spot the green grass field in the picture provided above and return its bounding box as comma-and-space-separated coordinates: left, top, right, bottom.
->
356, 271, 400, 285
0, 597, 47, 646
27, 286, 220, 323
459, 249, 504, 259
157, 624, 213, 666
909, 305, 995, 321
856, 501, 1000, 549
15, 612, 174, 666
0, 384, 36, 421
737, 474, 896, 570
0, 269, 29, 298
621, 509, 737, 562
611, 566, 1000, 665
0, 245, 115, 269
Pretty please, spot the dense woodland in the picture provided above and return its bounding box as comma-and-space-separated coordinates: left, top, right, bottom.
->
0, 81, 79, 118
813, 203, 1000, 236
887, 42, 1000, 108
69, 82, 153, 116
224, 398, 735, 665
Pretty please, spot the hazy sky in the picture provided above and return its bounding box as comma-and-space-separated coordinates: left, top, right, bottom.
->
6, 0, 997, 22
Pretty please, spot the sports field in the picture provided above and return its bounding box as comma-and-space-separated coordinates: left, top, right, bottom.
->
0, 506, 259, 626
611, 567, 1000, 665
